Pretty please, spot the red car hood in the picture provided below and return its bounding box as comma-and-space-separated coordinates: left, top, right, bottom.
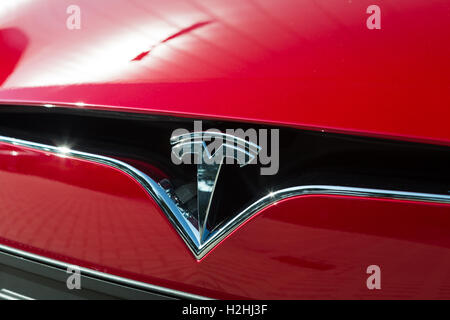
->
0, 0, 449, 144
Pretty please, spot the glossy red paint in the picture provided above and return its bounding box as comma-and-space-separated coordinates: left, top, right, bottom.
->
1, 142, 450, 299
1, 0, 450, 300
0, 0, 449, 144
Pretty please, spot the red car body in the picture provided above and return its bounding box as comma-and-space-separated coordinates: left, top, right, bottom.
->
0, 0, 449, 299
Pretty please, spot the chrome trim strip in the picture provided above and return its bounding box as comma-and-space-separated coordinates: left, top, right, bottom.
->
0, 244, 209, 300
1, 135, 449, 260
200, 185, 450, 258
0, 289, 34, 300
0, 135, 202, 257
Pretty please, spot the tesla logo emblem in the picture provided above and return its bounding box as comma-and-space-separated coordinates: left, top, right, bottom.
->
171, 132, 261, 243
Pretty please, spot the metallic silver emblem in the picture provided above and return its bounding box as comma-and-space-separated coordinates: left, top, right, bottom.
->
170, 132, 261, 244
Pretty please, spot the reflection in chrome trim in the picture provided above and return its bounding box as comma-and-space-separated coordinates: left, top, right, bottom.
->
0, 288, 34, 300
0, 135, 450, 260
